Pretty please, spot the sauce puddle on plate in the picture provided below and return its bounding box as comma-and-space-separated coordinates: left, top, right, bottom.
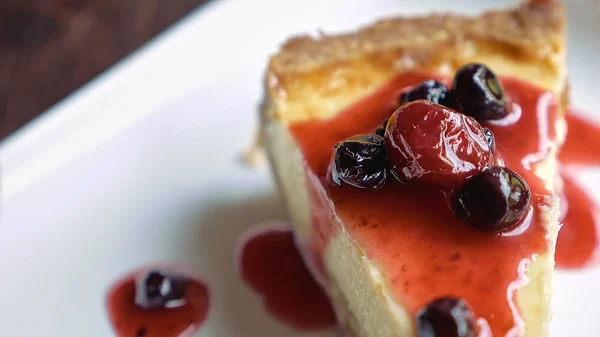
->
556, 112, 600, 268
236, 223, 337, 331
103, 112, 600, 335
106, 266, 209, 337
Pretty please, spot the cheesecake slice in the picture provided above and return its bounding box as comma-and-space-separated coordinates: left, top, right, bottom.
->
261, 1, 567, 336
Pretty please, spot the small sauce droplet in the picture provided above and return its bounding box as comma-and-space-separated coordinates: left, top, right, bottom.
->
236, 224, 337, 330
106, 266, 209, 337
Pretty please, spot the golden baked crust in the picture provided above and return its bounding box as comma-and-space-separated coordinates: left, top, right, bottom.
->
263, 0, 566, 122
270, 1, 563, 74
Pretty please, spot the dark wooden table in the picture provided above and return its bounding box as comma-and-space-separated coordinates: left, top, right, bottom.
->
0, 0, 209, 140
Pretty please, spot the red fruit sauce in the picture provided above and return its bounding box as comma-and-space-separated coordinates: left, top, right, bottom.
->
555, 112, 600, 268
290, 73, 560, 336
559, 113, 600, 166
103, 93, 600, 337
236, 224, 337, 330
106, 267, 209, 337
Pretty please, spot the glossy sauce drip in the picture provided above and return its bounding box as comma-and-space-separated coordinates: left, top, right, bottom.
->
106, 268, 209, 337
555, 174, 600, 268
560, 113, 600, 166
555, 112, 600, 268
291, 73, 559, 336
237, 226, 337, 330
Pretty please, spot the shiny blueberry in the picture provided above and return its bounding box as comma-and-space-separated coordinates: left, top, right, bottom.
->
452, 166, 531, 232
384, 100, 493, 188
331, 134, 387, 189
416, 298, 476, 337
135, 270, 188, 310
399, 80, 456, 108
483, 128, 495, 153
453, 64, 509, 122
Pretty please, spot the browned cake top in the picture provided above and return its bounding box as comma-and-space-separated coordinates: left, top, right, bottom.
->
270, 1, 564, 76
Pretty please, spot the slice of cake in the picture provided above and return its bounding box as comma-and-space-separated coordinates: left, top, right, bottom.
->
261, 1, 567, 336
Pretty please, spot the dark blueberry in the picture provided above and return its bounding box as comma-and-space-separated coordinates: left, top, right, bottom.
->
453, 64, 509, 122
331, 134, 387, 189
483, 128, 495, 153
416, 297, 476, 337
452, 166, 531, 232
375, 118, 389, 137
135, 270, 188, 310
399, 80, 456, 108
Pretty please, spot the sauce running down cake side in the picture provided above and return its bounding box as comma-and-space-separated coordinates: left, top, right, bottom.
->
291, 72, 561, 336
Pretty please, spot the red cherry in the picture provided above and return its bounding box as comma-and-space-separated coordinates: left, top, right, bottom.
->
384, 100, 493, 189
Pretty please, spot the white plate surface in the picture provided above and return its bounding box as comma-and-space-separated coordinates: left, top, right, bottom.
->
1, 0, 599, 336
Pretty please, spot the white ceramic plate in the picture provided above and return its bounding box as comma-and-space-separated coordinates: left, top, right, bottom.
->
1, 0, 599, 336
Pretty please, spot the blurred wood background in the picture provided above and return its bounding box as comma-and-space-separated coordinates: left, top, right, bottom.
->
0, 0, 209, 139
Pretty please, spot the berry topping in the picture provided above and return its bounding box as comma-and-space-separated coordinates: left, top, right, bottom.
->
483, 128, 495, 153
452, 166, 531, 232
453, 64, 509, 122
384, 100, 493, 188
331, 134, 387, 189
416, 297, 476, 337
375, 118, 389, 137
135, 270, 188, 310
399, 80, 456, 108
